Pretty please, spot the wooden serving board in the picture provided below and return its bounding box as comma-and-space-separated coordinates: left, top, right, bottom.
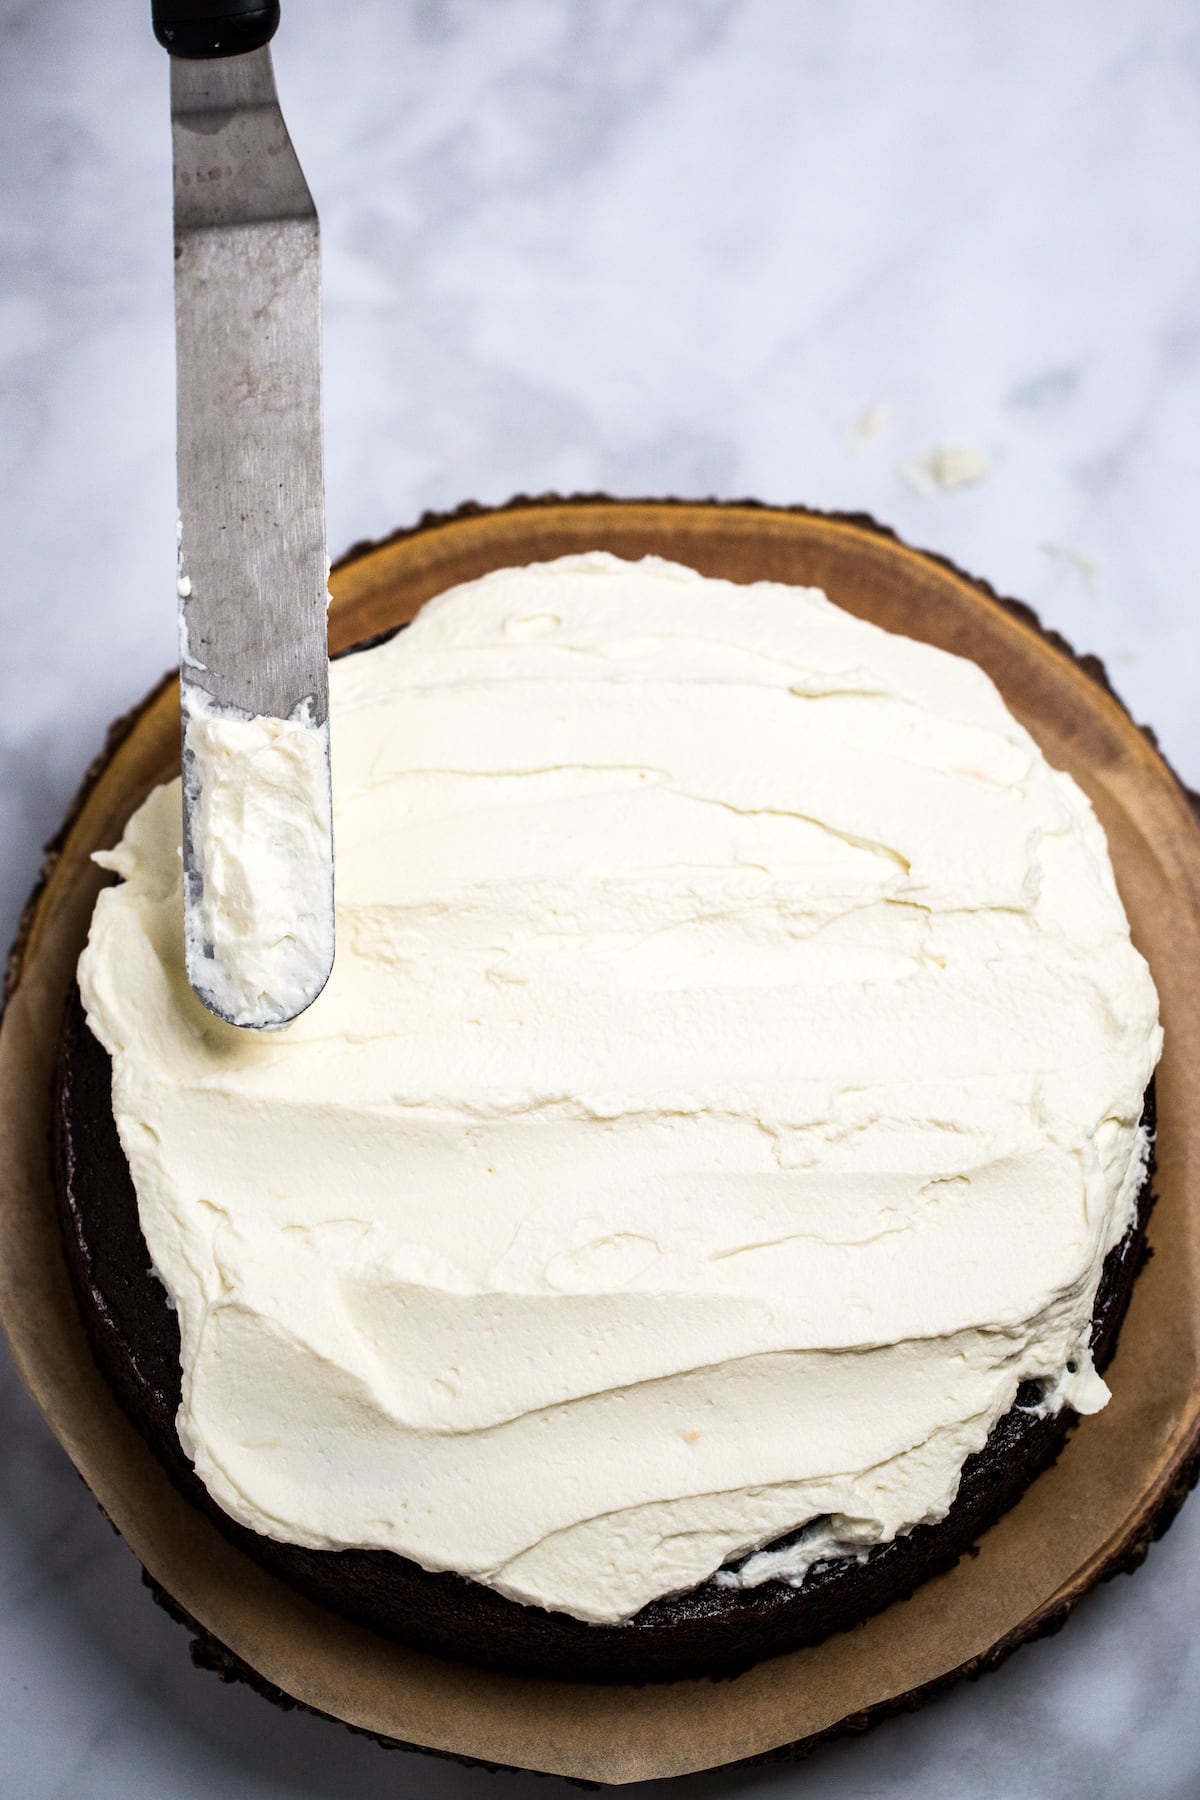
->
2, 497, 1199, 1785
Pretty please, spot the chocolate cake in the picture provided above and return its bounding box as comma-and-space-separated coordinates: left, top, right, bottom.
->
53, 550, 1165, 1684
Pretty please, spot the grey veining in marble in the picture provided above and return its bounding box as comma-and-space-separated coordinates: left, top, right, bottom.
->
3, 0, 1200, 1793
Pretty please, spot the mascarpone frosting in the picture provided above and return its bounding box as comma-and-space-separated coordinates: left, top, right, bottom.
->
78, 552, 1161, 1625
180, 687, 333, 1029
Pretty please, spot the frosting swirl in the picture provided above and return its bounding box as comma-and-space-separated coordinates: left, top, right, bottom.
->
79, 553, 1161, 1624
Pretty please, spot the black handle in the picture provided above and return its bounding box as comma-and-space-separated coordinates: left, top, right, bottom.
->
151, 0, 280, 59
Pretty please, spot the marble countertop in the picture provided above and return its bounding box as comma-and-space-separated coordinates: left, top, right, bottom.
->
3, 0, 1199, 1793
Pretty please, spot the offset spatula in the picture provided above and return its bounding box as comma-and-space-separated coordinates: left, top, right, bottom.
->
152, 0, 334, 1030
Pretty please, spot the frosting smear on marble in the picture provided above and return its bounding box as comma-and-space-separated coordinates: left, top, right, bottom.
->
78, 552, 1161, 1625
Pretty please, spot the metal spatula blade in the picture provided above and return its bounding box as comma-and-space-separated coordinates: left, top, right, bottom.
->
162, 10, 333, 1030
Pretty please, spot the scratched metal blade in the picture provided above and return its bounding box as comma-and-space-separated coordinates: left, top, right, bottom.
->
172, 45, 333, 1028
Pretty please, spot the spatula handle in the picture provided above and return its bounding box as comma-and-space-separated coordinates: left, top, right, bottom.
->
151, 0, 280, 59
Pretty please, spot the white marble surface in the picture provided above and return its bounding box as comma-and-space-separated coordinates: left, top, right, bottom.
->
3, 0, 1200, 1792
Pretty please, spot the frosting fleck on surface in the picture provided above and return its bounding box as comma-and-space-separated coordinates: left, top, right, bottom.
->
78, 553, 1161, 1624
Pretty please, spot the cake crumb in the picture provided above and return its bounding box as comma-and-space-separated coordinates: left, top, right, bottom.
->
845, 402, 891, 449
681, 1430, 701, 1444
901, 445, 990, 496
1040, 541, 1098, 590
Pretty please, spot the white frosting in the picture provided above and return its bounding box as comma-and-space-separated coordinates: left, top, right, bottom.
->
180, 686, 333, 1029
78, 553, 1161, 1625
902, 445, 991, 495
